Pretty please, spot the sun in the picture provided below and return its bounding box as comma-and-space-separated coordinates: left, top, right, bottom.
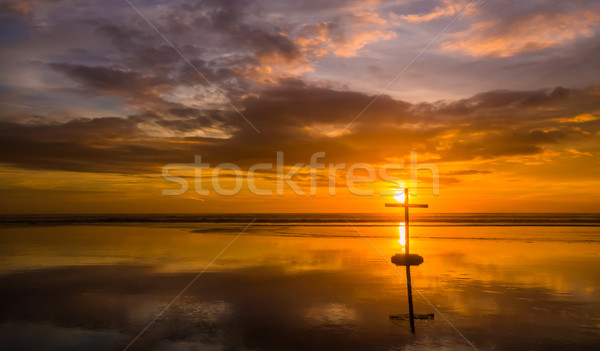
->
393, 189, 408, 203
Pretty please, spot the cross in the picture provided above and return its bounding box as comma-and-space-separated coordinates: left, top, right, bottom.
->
385, 187, 428, 256
385, 187, 429, 333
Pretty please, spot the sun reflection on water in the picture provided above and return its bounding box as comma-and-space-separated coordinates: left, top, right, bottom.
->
398, 223, 406, 253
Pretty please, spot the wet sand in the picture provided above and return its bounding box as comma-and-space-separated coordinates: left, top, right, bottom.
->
0, 222, 599, 350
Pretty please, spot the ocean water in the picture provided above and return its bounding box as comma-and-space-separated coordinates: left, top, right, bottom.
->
2, 213, 599, 226
0, 214, 599, 350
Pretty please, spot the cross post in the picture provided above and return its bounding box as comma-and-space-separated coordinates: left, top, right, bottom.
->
386, 187, 428, 333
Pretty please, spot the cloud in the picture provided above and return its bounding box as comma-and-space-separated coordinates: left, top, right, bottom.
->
4, 1, 30, 15
294, 10, 396, 58
441, 129, 569, 160
1, 82, 598, 174
49, 63, 171, 98
0, 0, 599, 182
554, 112, 599, 124
442, 6, 600, 57
393, 0, 600, 59
565, 148, 593, 157
398, 0, 471, 23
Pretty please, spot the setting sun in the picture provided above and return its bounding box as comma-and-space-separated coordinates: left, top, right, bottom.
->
393, 189, 407, 203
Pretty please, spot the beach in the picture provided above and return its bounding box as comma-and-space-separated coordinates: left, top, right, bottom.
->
3, 0, 600, 349
0, 214, 599, 350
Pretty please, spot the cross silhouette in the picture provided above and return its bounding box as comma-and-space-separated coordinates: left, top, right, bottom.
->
385, 187, 428, 257
385, 187, 429, 333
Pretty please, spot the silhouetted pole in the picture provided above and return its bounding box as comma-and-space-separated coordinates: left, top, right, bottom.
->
404, 189, 415, 333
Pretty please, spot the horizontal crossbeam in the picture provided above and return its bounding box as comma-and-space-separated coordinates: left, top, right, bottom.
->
385, 203, 428, 208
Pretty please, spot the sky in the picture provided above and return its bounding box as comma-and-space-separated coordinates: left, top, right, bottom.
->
0, 0, 599, 213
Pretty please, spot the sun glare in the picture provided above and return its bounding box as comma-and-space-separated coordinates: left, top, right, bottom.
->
393, 189, 407, 203
398, 223, 406, 253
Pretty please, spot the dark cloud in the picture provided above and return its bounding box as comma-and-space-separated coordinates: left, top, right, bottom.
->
0, 0, 598, 178
240, 79, 413, 131
0, 114, 226, 173
430, 86, 600, 130
49, 63, 171, 97
442, 129, 569, 161
0, 82, 598, 174
95, 23, 148, 54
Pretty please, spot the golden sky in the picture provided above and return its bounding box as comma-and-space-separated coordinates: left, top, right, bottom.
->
0, 0, 599, 213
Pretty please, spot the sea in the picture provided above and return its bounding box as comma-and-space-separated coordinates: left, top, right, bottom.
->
0, 213, 599, 350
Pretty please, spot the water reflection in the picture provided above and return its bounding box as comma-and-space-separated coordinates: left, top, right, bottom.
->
305, 303, 357, 326
0, 224, 599, 350
398, 222, 406, 253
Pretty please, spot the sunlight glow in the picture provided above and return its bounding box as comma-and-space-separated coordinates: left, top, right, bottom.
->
398, 223, 406, 253
393, 189, 407, 203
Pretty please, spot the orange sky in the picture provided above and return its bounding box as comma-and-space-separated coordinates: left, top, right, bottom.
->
0, 0, 599, 213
